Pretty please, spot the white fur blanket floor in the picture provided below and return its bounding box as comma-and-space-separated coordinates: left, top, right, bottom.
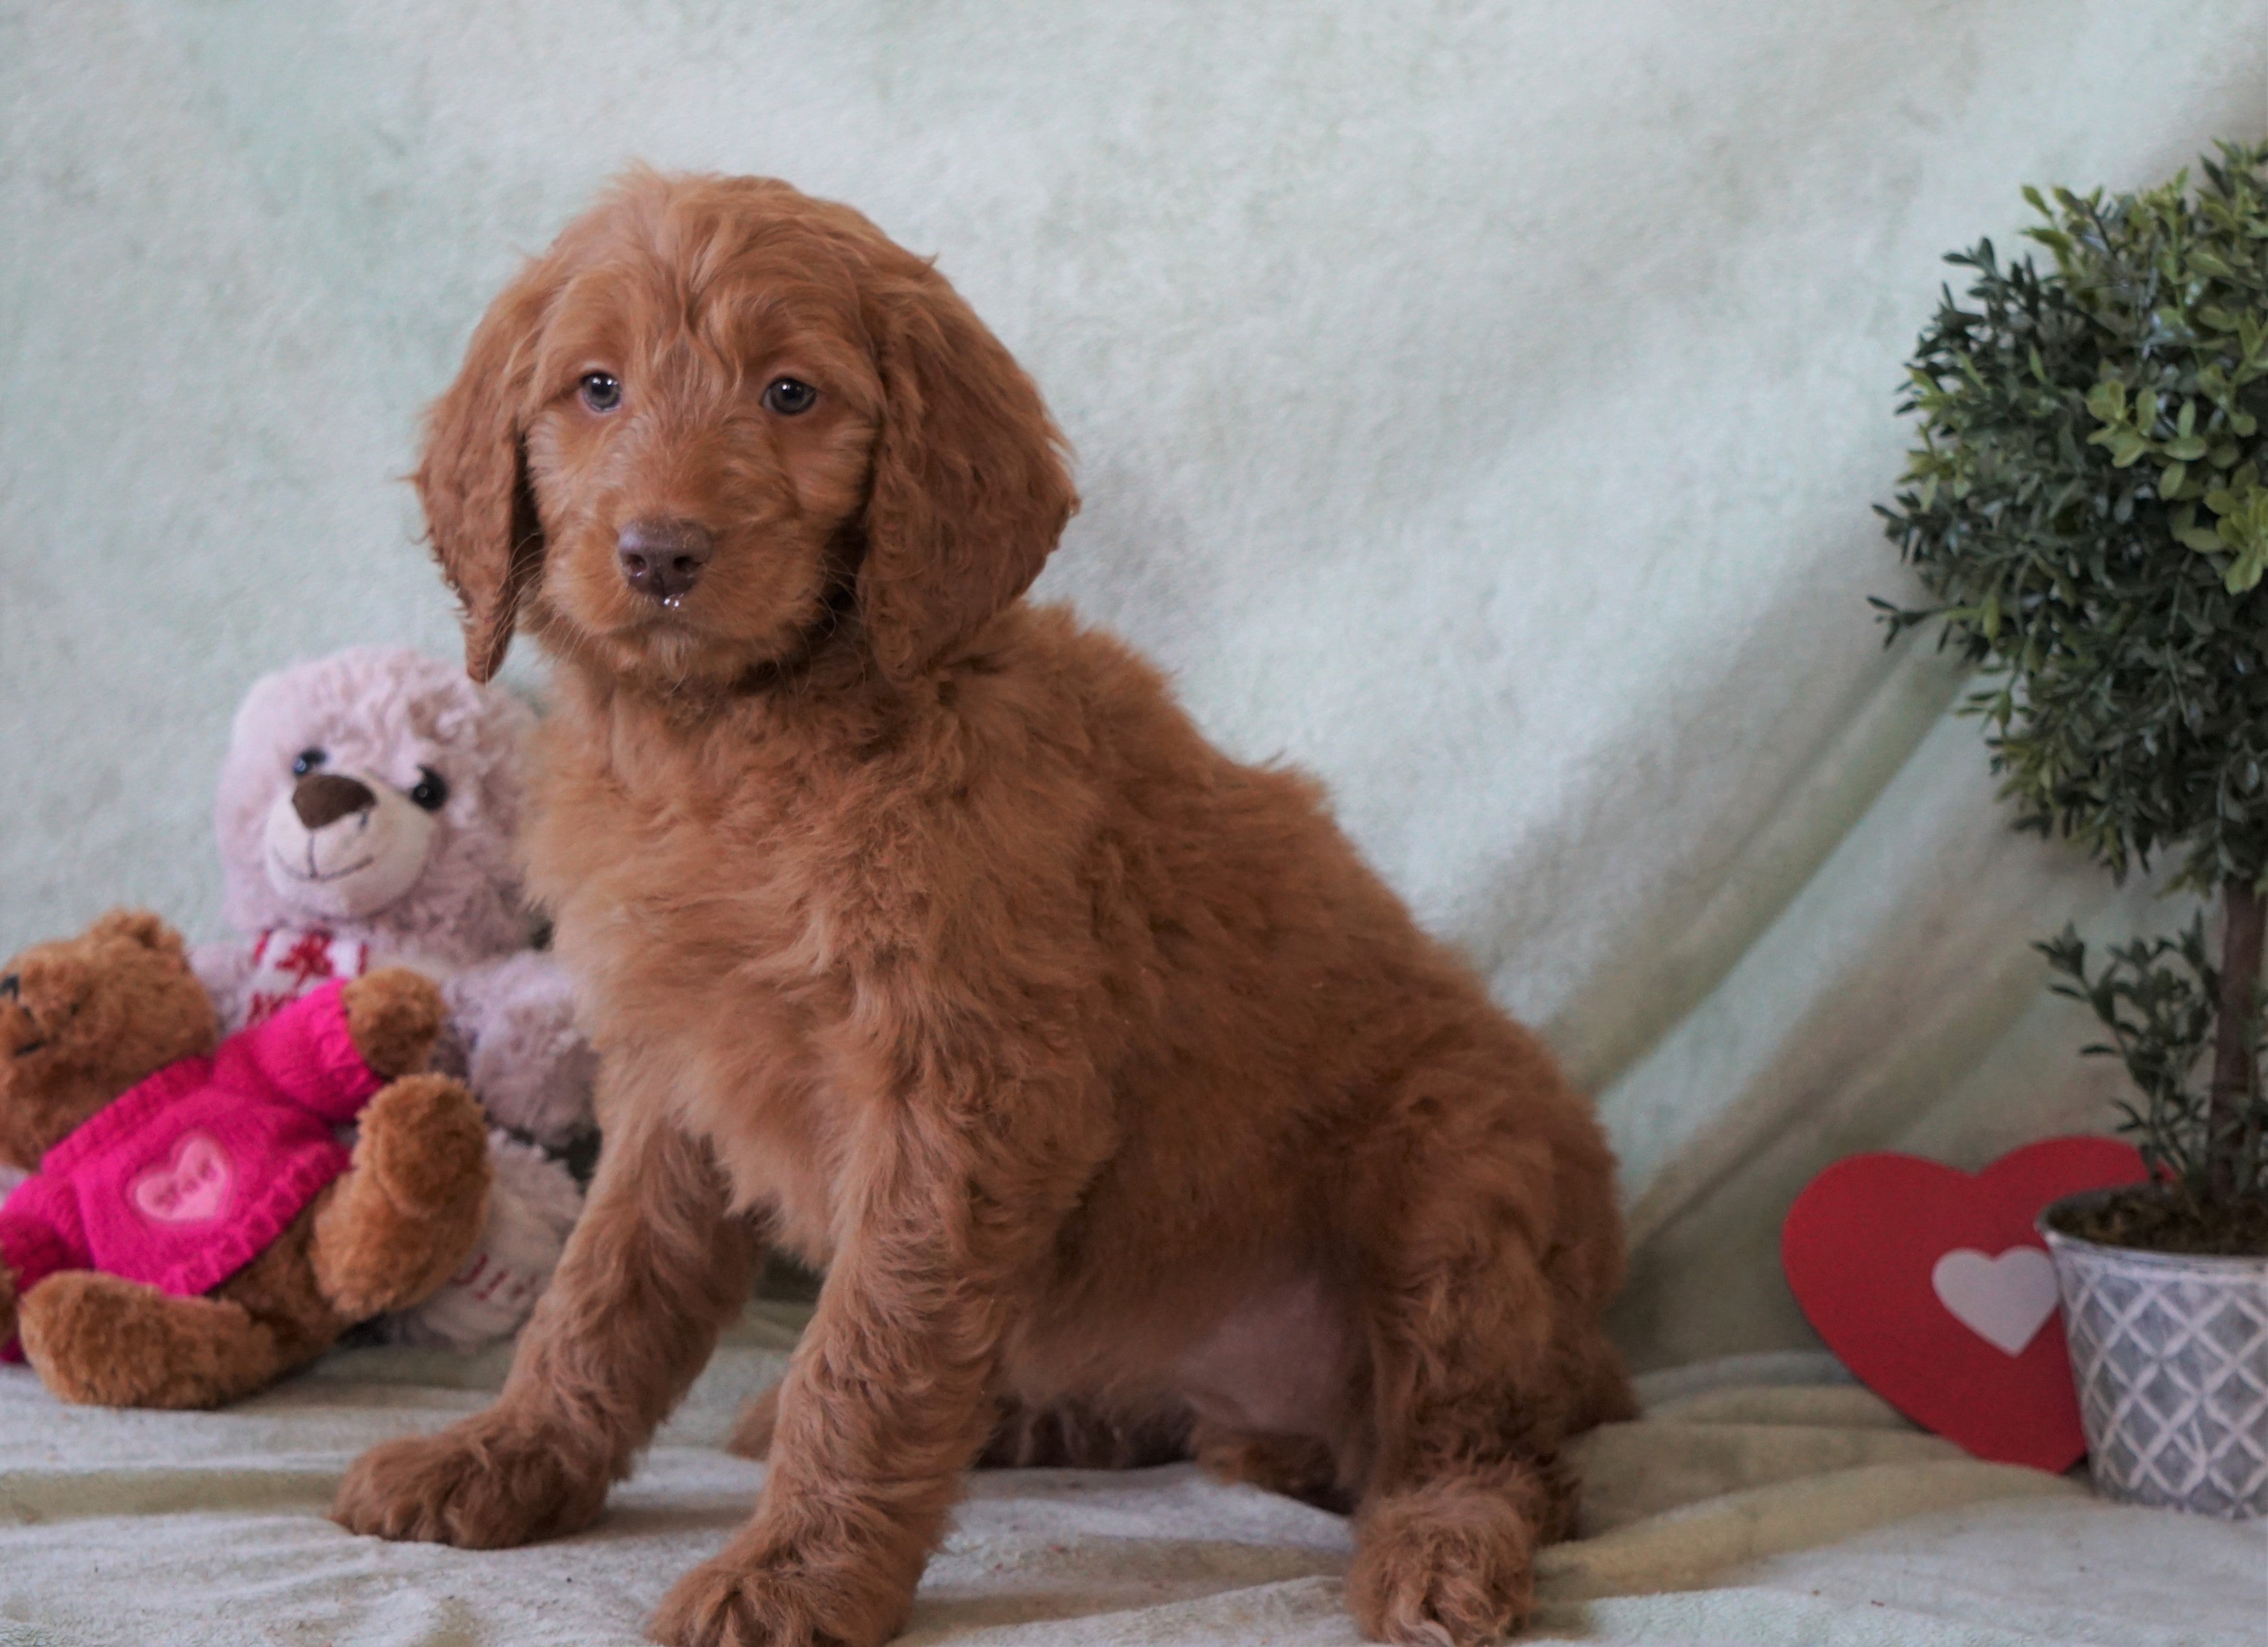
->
0, 1305, 2255, 1646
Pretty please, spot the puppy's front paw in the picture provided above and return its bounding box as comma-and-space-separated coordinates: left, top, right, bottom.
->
649, 1547, 907, 1647
332, 1416, 607, 1549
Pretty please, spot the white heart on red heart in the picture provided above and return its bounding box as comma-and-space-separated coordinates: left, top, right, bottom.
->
1931, 1246, 2059, 1356
130, 1131, 234, 1225
1781, 1135, 2146, 1472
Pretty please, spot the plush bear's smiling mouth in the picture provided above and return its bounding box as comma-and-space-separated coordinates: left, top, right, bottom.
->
260, 769, 438, 921
269, 848, 380, 885
0, 981, 64, 1059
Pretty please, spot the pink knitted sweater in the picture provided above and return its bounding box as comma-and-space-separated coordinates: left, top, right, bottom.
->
0, 982, 383, 1339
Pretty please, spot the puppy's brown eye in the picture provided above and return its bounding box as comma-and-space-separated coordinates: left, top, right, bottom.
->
763, 377, 817, 416
579, 372, 623, 413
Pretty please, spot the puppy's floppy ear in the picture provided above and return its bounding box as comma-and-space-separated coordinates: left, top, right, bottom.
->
859, 269, 1078, 682
416, 260, 559, 684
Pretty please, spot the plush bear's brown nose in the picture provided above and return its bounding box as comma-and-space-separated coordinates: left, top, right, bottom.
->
617, 517, 715, 603
293, 773, 376, 830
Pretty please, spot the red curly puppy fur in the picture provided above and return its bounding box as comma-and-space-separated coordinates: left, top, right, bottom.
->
331, 169, 1634, 1647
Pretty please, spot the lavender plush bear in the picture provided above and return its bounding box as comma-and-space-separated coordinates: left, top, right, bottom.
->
191, 647, 594, 1351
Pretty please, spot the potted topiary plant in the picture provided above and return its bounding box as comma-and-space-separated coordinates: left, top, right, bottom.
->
1878, 139, 2268, 1518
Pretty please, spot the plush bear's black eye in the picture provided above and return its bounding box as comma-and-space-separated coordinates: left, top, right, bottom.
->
0, 975, 16, 1002
291, 748, 327, 777
579, 372, 622, 413
763, 377, 817, 415
408, 767, 449, 812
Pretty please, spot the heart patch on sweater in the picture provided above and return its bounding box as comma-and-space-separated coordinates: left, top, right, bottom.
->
130, 1132, 234, 1225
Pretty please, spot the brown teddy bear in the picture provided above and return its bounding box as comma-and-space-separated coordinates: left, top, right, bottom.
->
0, 909, 492, 1409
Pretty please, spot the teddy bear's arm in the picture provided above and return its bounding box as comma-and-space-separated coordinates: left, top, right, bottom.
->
241, 973, 444, 1125
190, 941, 257, 1036
444, 953, 598, 1149
0, 1180, 92, 1343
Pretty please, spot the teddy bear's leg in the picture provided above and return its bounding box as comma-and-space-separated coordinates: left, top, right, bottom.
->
312, 1074, 492, 1319
18, 1272, 289, 1409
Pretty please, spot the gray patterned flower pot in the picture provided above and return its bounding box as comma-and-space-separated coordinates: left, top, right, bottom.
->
2038, 1189, 2268, 1518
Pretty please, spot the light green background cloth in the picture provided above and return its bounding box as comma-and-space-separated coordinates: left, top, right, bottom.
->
2, 3, 2264, 1377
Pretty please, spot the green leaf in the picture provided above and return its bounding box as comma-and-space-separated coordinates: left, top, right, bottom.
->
2165, 435, 2211, 461
2226, 542, 2268, 593
2179, 526, 2230, 552
2161, 460, 2189, 497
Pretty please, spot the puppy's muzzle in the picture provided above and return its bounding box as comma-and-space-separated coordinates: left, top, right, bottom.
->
618, 517, 716, 605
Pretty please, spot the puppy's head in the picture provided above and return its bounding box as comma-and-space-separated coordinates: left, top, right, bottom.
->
421, 170, 1077, 693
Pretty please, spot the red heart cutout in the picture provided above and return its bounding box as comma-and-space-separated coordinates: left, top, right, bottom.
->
1781, 1136, 2146, 1471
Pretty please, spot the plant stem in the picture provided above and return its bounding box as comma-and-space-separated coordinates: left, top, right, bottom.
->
2209, 878, 2263, 1205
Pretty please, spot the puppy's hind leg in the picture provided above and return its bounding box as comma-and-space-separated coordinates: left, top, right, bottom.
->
979, 1392, 1193, 1471
1345, 1066, 1611, 1645
1194, 1424, 1349, 1511
737, 1384, 1191, 1473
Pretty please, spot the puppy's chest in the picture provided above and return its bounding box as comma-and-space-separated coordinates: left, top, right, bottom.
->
546, 730, 853, 921
537, 750, 862, 1250
543, 773, 840, 1009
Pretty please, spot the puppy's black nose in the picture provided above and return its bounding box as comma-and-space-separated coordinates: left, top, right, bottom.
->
618, 518, 716, 603
293, 773, 376, 830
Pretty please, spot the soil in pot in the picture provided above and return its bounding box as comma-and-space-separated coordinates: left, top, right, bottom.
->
2043, 1186, 2268, 1258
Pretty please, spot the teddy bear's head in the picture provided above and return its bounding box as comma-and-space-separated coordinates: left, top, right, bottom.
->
214, 648, 537, 964
0, 911, 218, 1170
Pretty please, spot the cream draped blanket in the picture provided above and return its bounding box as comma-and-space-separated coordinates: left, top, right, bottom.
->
0, 1308, 2257, 1644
